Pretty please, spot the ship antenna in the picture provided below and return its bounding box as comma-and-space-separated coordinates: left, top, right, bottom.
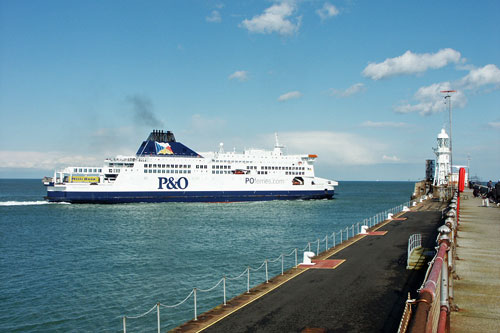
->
274, 132, 285, 155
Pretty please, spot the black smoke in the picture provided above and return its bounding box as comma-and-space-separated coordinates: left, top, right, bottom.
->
127, 94, 164, 127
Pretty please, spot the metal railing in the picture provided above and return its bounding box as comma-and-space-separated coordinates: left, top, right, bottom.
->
407, 234, 422, 268
405, 191, 458, 333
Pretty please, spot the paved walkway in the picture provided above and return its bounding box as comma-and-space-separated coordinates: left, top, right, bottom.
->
173, 200, 446, 332
450, 192, 500, 332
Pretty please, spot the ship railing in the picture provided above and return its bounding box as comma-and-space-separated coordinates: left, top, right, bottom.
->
105, 157, 136, 162
122, 198, 420, 332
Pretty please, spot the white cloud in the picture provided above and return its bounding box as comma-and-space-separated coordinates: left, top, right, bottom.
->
278, 90, 302, 102
382, 155, 400, 162
0, 151, 101, 170
361, 121, 407, 128
363, 48, 462, 80
394, 81, 467, 115
228, 70, 248, 81
240, 2, 301, 36
206, 10, 222, 23
330, 83, 365, 97
457, 64, 500, 90
274, 131, 385, 165
394, 64, 499, 116
316, 2, 339, 20
488, 121, 500, 129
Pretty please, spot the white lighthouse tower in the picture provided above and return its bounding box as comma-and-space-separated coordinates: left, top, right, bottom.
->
433, 128, 451, 186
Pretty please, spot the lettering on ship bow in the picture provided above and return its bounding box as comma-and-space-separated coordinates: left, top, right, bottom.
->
158, 177, 189, 190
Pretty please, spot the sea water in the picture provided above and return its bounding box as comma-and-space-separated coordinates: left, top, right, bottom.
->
0, 179, 414, 332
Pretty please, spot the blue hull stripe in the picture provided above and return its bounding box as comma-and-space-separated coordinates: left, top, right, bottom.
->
46, 190, 334, 203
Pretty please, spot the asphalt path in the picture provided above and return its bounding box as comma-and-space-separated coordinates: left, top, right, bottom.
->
203, 204, 444, 333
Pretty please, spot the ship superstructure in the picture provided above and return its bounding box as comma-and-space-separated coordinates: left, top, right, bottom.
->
45, 130, 337, 203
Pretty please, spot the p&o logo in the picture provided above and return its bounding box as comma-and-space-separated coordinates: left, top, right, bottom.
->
158, 177, 189, 190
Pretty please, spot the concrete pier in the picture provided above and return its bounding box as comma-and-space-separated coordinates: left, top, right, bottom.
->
450, 192, 500, 332
173, 199, 447, 332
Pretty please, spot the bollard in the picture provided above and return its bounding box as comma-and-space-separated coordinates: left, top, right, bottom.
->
302, 251, 315, 265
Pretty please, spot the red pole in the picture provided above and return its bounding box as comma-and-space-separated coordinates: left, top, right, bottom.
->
437, 307, 448, 333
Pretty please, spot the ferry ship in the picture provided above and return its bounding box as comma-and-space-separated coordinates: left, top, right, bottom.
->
44, 130, 337, 203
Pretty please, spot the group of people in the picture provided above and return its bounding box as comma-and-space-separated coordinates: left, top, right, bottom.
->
472, 180, 500, 205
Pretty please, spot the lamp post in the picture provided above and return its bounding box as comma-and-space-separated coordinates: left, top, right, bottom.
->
441, 90, 456, 191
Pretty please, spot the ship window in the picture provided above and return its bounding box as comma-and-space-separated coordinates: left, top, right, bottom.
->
144, 170, 147, 173
212, 171, 215, 174
79, 168, 82, 172
99, 169, 102, 172
73, 168, 77, 172
188, 170, 191, 174
153, 164, 156, 168
174, 165, 178, 168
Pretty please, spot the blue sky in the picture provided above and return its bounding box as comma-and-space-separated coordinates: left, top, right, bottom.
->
1, 0, 499, 180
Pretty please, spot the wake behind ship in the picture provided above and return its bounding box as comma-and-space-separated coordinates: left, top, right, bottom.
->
44, 130, 337, 203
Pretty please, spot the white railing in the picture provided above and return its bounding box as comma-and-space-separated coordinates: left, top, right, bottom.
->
407, 233, 422, 268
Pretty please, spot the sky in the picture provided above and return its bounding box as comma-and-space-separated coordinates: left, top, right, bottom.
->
1, 0, 499, 181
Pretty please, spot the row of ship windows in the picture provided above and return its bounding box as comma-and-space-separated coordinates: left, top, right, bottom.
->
145, 169, 192, 174
286, 172, 305, 176
142, 164, 305, 171
145, 164, 191, 168
74, 168, 102, 173
261, 166, 305, 171
212, 165, 305, 170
